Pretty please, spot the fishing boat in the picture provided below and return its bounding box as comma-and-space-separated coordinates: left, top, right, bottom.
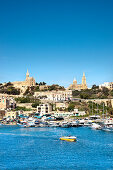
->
60, 136, 77, 142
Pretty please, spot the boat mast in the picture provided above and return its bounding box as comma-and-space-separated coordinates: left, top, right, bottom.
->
92, 102, 93, 115
106, 108, 107, 119
103, 103, 104, 120
97, 103, 98, 115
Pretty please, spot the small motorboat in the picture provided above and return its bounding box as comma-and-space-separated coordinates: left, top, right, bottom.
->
91, 123, 101, 130
17, 123, 27, 128
60, 136, 77, 142
102, 123, 113, 132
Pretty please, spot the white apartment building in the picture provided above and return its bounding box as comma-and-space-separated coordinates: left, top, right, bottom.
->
53, 112, 74, 117
99, 82, 113, 90
55, 102, 68, 110
37, 104, 52, 116
34, 90, 72, 102
53, 109, 86, 118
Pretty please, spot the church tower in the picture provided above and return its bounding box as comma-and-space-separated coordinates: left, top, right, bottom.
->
73, 78, 77, 85
26, 69, 29, 80
82, 72, 87, 89
68, 72, 87, 90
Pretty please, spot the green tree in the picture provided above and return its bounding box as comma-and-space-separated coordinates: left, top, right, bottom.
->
24, 87, 30, 95
39, 82, 46, 86
15, 97, 31, 103
68, 102, 75, 111
15, 106, 32, 111
72, 90, 80, 97
102, 87, 109, 96
32, 101, 40, 108
35, 86, 40, 91
4, 82, 13, 87
80, 92, 91, 99
92, 84, 99, 89
110, 90, 113, 96
48, 84, 65, 91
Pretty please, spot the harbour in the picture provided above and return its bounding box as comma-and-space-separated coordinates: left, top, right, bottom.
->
0, 125, 113, 169
1, 113, 113, 132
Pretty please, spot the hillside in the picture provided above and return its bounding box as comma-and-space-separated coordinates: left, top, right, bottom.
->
72, 85, 113, 99
0, 82, 20, 95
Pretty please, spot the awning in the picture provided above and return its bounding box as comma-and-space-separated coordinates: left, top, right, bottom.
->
34, 116, 42, 119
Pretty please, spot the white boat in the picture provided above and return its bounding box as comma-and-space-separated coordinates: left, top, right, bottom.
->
79, 119, 85, 126
27, 122, 35, 127
102, 123, 113, 132
61, 122, 70, 128
17, 123, 27, 128
91, 123, 101, 130
49, 122, 59, 127
27, 118, 36, 127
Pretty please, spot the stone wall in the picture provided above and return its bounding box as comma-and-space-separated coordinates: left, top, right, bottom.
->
16, 103, 32, 109
85, 99, 113, 108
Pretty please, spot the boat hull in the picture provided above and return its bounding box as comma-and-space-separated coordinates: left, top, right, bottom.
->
60, 137, 76, 142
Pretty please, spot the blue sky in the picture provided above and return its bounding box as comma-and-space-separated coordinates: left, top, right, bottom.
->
0, 0, 113, 87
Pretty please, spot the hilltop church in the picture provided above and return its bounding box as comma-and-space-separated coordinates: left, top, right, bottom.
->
12, 70, 35, 91
68, 72, 87, 90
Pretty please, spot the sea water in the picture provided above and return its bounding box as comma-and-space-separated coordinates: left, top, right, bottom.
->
0, 126, 113, 169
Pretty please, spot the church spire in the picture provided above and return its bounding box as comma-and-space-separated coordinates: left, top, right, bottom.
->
26, 69, 29, 79
82, 72, 86, 85
73, 77, 77, 84
83, 72, 85, 77
73, 77, 76, 81
27, 69, 29, 74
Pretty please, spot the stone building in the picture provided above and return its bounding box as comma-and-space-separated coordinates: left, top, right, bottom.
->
37, 104, 52, 116
39, 85, 49, 91
12, 70, 35, 91
99, 82, 113, 90
0, 97, 9, 110
0, 110, 5, 120
0, 95, 16, 110
34, 90, 72, 102
55, 102, 68, 110
68, 72, 87, 90
5, 111, 17, 119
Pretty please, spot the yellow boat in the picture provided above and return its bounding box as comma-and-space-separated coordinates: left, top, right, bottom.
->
60, 136, 76, 142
